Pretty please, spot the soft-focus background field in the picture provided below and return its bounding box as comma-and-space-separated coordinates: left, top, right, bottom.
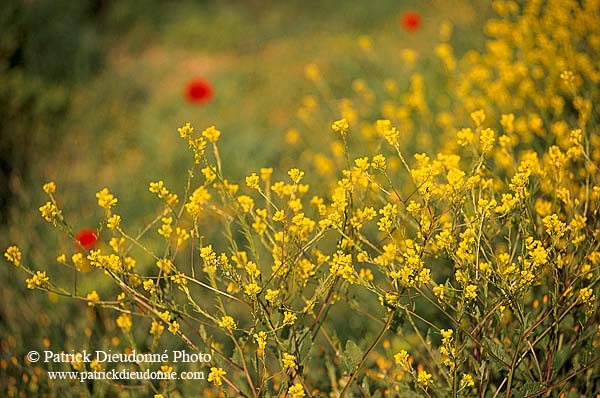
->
6, 1, 597, 397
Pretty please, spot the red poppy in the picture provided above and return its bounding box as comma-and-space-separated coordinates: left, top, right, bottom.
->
75, 228, 97, 252
401, 11, 421, 32
185, 78, 213, 105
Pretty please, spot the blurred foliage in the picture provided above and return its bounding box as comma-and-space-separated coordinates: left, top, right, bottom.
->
1, 0, 98, 224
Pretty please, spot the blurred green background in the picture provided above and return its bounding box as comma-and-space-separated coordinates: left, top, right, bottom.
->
0, 0, 490, 396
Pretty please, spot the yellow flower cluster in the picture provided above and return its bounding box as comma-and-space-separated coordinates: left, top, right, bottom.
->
116, 313, 132, 332
329, 251, 355, 283
26, 271, 49, 289
207, 367, 226, 386
96, 187, 117, 212
253, 331, 267, 354
87, 249, 122, 272
202, 125, 221, 143
4, 246, 22, 267
439, 329, 456, 370
86, 290, 100, 306
185, 186, 211, 218
331, 118, 349, 136
218, 315, 236, 331
39, 201, 59, 224
287, 383, 305, 398
149, 180, 179, 206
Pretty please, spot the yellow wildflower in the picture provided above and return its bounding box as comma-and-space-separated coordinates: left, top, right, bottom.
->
177, 122, 194, 139
470, 109, 486, 127
202, 125, 221, 143
329, 251, 355, 283
480, 127, 495, 153
237, 195, 254, 212
39, 201, 59, 223
465, 284, 478, 300
282, 353, 296, 369
202, 166, 217, 183
371, 154, 386, 170
4, 246, 22, 267
417, 368, 433, 387
90, 359, 102, 372
185, 186, 211, 218
42, 181, 56, 194
384, 127, 400, 146
218, 315, 236, 331
260, 167, 273, 181
116, 313, 132, 332
394, 350, 410, 370
207, 367, 226, 386
440, 329, 453, 344
150, 320, 164, 336
107, 214, 121, 229
168, 320, 180, 334
283, 311, 297, 326
542, 214, 567, 238
331, 118, 349, 136
253, 331, 267, 354
26, 271, 49, 289
265, 289, 280, 304
288, 383, 305, 398
86, 291, 100, 307
288, 168, 304, 184
457, 127, 473, 146
244, 283, 261, 299
559, 70, 575, 84
96, 188, 117, 211
460, 374, 475, 388
246, 173, 260, 189
433, 285, 445, 299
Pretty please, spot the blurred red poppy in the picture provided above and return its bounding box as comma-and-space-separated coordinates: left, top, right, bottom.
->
185, 79, 213, 105
401, 11, 421, 32
75, 228, 97, 252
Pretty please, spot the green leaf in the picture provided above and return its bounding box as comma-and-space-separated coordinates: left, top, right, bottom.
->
389, 309, 405, 333
552, 348, 570, 378
513, 381, 544, 398
361, 377, 370, 395
342, 339, 363, 373
483, 337, 511, 366
298, 330, 313, 361
198, 324, 207, 341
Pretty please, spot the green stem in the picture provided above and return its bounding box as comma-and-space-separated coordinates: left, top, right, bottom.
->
505, 332, 523, 398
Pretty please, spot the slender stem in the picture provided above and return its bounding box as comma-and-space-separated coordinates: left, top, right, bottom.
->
230, 330, 258, 398
505, 331, 523, 398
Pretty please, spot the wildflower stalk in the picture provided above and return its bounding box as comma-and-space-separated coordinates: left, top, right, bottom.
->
504, 329, 524, 398
393, 144, 416, 188
229, 330, 258, 398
